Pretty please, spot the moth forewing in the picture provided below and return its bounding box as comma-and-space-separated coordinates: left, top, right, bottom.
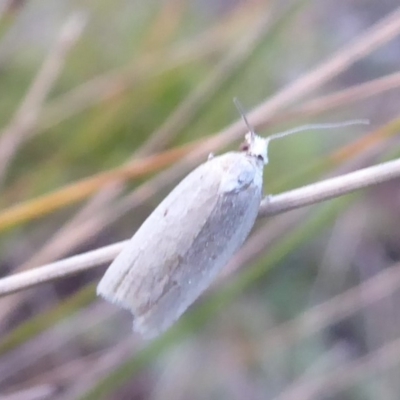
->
97, 155, 223, 307
134, 153, 263, 337
97, 152, 264, 338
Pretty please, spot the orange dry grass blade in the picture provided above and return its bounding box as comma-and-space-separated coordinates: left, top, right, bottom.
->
0, 141, 200, 231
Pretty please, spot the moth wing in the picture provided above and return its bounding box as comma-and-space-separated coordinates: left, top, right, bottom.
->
132, 154, 263, 337
97, 152, 262, 338
97, 155, 227, 312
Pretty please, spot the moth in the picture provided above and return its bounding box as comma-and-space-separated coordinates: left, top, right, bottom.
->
97, 101, 367, 339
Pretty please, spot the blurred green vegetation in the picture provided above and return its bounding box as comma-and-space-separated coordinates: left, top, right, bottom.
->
1, 1, 400, 399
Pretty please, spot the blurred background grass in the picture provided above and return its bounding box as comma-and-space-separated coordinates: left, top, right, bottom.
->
1, 0, 400, 399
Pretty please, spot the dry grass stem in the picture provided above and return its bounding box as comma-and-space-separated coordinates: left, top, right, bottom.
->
37, 12, 249, 134
135, 9, 273, 156
259, 158, 400, 216
2, 384, 57, 400
1, 157, 400, 296
0, 12, 87, 185
0, 241, 124, 296
263, 261, 400, 356
273, 335, 400, 400
0, 142, 199, 231
274, 71, 400, 124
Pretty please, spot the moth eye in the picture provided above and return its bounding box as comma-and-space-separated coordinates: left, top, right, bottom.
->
257, 155, 264, 162
240, 143, 249, 152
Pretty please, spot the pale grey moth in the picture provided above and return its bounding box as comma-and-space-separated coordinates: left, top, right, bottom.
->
97, 103, 367, 339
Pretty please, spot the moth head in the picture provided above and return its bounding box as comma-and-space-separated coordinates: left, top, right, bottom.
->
240, 132, 269, 164
234, 98, 269, 164
234, 97, 369, 166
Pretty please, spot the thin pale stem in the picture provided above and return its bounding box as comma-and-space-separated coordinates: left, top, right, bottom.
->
1, 157, 400, 296
259, 157, 400, 216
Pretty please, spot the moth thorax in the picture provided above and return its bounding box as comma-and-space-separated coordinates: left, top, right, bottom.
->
243, 133, 268, 164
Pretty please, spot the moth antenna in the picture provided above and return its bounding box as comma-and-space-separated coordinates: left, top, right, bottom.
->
233, 97, 256, 139
261, 119, 369, 165
233, 98, 369, 166
267, 119, 370, 143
